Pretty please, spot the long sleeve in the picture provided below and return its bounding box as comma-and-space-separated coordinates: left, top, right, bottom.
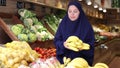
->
82, 26, 95, 56
54, 25, 66, 55
85, 26, 95, 49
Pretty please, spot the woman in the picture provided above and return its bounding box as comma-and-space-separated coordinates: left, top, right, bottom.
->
54, 1, 95, 66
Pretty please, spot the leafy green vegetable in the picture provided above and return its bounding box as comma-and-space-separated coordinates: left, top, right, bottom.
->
27, 33, 37, 42
23, 18, 33, 28
18, 34, 28, 41
22, 28, 31, 34
18, 9, 36, 18
11, 24, 24, 36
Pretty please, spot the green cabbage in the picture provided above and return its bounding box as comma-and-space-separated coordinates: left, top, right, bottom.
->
11, 24, 24, 36
18, 34, 28, 41
27, 33, 37, 42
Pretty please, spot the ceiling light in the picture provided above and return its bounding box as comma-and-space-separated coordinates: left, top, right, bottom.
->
103, 9, 107, 13
99, 7, 103, 11
87, 1, 92, 5
94, 4, 98, 8
78, 0, 82, 1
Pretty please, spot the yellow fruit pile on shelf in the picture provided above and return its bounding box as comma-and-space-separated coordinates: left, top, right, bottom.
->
65, 36, 90, 52
0, 41, 40, 68
64, 57, 109, 68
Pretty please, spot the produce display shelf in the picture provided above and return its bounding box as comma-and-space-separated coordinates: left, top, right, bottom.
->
0, 15, 55, 49
0, 17, 19, 41
43, 22, 55, 35
17, 0, 66, 11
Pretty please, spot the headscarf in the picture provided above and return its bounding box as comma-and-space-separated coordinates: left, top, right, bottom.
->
60, 0, 93, 41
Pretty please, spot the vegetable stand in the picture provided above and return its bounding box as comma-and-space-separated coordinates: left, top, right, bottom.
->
0, 15, 55, 49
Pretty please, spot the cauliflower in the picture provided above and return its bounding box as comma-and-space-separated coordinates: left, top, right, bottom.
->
23, 18, 33, 29
18, 9, 36, 18
30, 26, 37, 33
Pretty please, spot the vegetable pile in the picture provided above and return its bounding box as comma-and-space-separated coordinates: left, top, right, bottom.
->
11, 9, 54, 42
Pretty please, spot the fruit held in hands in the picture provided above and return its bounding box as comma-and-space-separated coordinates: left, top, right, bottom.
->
65, 36, 90, 52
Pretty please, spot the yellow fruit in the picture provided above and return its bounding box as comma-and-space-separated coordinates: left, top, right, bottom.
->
64, 57, 71, 66
68, 46, 79, 52
82, 43, 90, 50
63, 56, 67, 64
13, 57, 21, 63
60, 64, 65, 68
66, 36, 90, 51
13, 63, 20, 68
21, 60, 28, 66
66, 36, 80, 43
66, 42, 76, 48
94, 63, 109, 68
68, 57, 89, 68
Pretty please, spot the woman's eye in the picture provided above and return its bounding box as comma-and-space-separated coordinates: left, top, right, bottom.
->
68, 10, 72, 13
73, 10, 78, 13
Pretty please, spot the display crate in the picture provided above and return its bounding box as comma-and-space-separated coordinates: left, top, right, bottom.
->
0, 15, 55, 49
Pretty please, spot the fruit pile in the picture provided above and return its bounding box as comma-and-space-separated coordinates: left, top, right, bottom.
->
0, 41, 39, 68
64, 57, 109, 68
0, 41, 40, 68
34, 47, 56, 59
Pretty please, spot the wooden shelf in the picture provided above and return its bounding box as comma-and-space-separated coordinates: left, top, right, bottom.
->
0, 17, 19, 41
17, 0, 66, 11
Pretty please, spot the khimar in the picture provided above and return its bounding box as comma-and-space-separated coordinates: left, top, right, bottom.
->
54, 0, 95, 66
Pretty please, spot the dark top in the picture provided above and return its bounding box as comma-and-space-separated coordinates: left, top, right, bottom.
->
54, 1, 95, 66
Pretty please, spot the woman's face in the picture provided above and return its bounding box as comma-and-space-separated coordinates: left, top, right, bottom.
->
68, 5, 80, 21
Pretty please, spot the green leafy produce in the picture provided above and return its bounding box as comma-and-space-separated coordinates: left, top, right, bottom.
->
27, 33, 37, 42
22, 28, 31, 34
36, 31, 49, 41
11, 24, 24, 36
18, 34, 28, 41
18, 9, 36, 18
31, 17, 39, 25
30, 26, 37, 33
23, 18, 33, 28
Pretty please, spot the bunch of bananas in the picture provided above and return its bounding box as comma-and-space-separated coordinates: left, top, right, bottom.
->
93, 63, 109, 68
65, 36, 90, 52
65, 57, 89, 68
64, 57, 109, 68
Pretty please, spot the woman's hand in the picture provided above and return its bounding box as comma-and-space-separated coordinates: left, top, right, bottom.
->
64, 42, 72, 50
64, 42, 80, 51
64, 42, 69, 48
